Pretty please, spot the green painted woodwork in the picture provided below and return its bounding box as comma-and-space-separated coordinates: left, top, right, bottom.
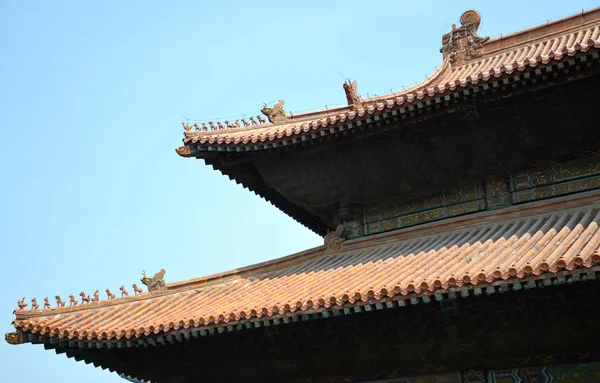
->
364, 182, 486, 236
488, 361, 600, 382
512, 152, 600, 204
325, 362, 600, 382
343, 214, 364, 239
361, 150, 600, 238
513, 174, 600, 204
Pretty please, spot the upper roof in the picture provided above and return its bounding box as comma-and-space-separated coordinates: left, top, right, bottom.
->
176, 7, 600, 155
173, 7, 600, 238
9, 192, 600, 346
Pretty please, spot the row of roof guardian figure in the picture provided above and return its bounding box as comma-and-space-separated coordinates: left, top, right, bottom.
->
181, 100, 307, 132
14, 269, 167, 312
180, 82, 372, 134
182, 100, 292, 132
182, 115, 267, 132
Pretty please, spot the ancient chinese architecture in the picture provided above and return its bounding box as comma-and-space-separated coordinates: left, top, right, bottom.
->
7, 7, 600, 383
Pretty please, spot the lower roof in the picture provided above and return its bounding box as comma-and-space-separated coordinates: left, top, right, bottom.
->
10, 191, 600, 345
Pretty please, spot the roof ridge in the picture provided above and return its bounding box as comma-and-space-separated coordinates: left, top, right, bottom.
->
483, 7, 600, 56
180, 60, 453, 145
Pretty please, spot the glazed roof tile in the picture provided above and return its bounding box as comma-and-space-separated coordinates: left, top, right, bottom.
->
12, 196, 600, 344
179, 8, 600, 151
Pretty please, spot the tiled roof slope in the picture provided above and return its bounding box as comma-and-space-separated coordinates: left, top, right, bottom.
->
11, 194, 600, 344
179, 7, 600, 152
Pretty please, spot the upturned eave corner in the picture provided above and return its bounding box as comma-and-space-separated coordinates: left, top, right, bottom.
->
5, 330, 24, 345
176, 145, 191, 158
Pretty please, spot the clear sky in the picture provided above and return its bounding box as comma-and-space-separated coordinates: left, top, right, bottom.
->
1, 1, 598, 382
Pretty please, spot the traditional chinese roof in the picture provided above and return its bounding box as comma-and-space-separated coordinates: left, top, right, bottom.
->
10, 193, 600, 346
178, 8, 600, 154
7, 9, 600, 382
175, 8, 600, 237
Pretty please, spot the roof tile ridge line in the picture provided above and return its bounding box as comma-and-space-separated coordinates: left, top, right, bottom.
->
483, 7, 600, 55
482, 21, 600, 58
360, 60, 451, 104
13, 289, 188, 320
192, 64, 453, 139
343, 190, 600, 253
168, 246, 326, 290
487, 6, 600, 43
185, 62, 452, 142
283, 104, 351, 120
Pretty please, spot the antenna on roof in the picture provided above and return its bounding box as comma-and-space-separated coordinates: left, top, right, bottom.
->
337, 69, 349, 82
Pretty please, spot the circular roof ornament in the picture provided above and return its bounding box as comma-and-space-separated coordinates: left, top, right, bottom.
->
460, 10, 481, 26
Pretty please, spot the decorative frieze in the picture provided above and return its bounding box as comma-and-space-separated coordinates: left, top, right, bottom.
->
488, 362, 600, 382
511, 154, 600, 204
364, 181, 486, 235
362, 150, 600, 238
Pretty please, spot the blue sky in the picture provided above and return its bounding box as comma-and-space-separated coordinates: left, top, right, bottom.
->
1, 1, 598, 381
